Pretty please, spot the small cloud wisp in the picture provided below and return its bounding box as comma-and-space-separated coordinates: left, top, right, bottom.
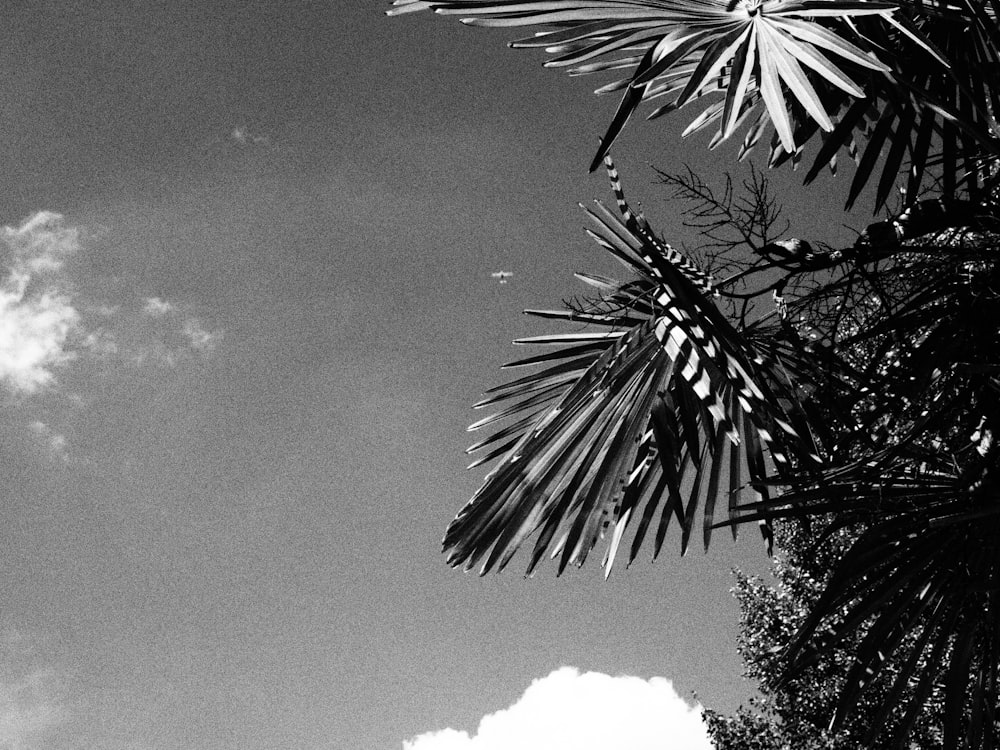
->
229, 126, 270, 147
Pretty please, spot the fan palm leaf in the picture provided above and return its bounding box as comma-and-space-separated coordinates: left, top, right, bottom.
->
445, 157, 824, 576
389, 0, 892, 159
389, 0, 1000, 208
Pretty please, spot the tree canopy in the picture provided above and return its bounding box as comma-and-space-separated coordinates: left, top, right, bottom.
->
705, 520, 946, 749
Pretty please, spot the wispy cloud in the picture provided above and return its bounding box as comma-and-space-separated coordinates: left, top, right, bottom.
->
0, 211, 224, 454
0, 629, 66, 750
229, 126, 271, 147
27, 420, 68, 460
403, 667, 712, 750
182, 318, 222, 354
131, 298, 223, 364
142, 297, 174, 317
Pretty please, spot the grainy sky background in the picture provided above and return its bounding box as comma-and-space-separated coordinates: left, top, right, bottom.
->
0, 3, 864, 749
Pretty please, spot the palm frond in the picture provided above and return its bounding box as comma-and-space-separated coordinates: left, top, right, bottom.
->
389, 0, 1000, 207
445, 157, 822, 576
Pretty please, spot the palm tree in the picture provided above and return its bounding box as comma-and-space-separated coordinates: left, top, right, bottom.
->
389, 2, 1000, 747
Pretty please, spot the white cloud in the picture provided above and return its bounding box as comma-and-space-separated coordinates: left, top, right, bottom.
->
142, 297, 174, 317
407, 729, 473, 750
0, 668, 64, 749
0, 629, 66, 750
78, 327, 119, 357
0, 211, 225, 454
0, 214, 223, 393
403, 667, 712, 750
0, 213, 81, 394
182, 318, 222, 354
229, 126, 270, 147
28, 420, 68, 460
2, 211, 78, 274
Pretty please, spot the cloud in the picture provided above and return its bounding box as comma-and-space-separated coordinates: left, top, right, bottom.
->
403, 667, 712, 750
0, 669, 64, 750
0, 213, 81, 394
27, 420, 68, 460
134, 298, 223, 362
2, 211, 78, 273
0, 629, 67, 750
0, 213, 223, 394
0, 211, 225, 454
229, 126, 270, 147
124, 314, 223, 368
182, 318, 222, 354
142, 297, 174, 317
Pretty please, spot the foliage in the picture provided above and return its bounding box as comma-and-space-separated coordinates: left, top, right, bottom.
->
389, 1, 1000, 748
390, 0, 1000, 209
460, 165, 1000, 746
448, 161, 824, 575
704, 520, 947, 750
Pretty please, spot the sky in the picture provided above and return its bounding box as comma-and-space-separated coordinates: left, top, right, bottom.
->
0, 4, 869, 750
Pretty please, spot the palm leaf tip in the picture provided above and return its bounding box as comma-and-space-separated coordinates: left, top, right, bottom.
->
385, 0, 435, 15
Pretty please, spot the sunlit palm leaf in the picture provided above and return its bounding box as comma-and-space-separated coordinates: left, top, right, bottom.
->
390, 1, 1000, 208
444, 158, 821, 576
388, 0, 893, 161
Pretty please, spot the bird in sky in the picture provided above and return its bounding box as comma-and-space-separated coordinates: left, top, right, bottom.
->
491, 271, 513, 284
